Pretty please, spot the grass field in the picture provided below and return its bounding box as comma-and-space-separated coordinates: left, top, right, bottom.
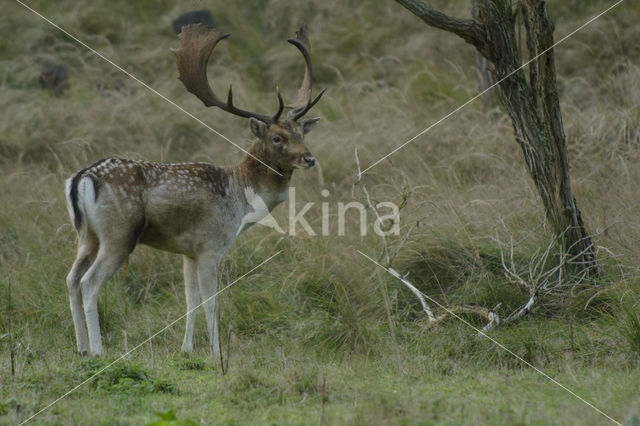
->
1, 0, 640, 424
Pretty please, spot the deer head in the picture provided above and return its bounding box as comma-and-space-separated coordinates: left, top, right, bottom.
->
172, 23, 325, 174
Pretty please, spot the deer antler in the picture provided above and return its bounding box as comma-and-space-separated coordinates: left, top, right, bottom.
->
286, 24, 326, 121
172, 23, 284, 123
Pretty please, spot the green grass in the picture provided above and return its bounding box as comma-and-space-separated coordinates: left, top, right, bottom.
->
2, 0, 640, 424
2, 323, 640, 424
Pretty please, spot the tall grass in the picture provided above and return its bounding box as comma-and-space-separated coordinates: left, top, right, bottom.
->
1, 0, 640, 423
0, 0, 638, 352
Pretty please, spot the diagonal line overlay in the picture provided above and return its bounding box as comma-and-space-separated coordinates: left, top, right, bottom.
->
13, 0, 283, 176
18, 251, 283, 425
357, 249, 622, 426
359, 0, 626, 176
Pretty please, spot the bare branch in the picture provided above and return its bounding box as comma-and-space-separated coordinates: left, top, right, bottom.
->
389, 221, 417, 265
395, 0, 488, 52
390, 265, 502, 333
389, 267, 435, 322
503, 295, 535, 324
354, 148, 390, 264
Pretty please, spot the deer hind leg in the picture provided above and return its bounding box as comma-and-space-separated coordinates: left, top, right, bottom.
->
67, 233, 98, 355
197, 253, 222, 356
80, 242, 130, 356
181, 255, 200, 352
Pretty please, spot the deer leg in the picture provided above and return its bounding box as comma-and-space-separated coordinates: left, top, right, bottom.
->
196, 253, 221, 356
181, 255, 200, 352
66, 236, 98, 355
80, 244, 128, 356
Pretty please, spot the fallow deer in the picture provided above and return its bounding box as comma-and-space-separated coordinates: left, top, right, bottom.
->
65, 23, 324, 356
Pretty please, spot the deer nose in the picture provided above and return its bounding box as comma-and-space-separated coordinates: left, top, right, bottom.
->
304, 155, 316, 167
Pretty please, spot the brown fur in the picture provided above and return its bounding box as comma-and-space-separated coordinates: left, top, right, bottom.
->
65, 117, 318, 356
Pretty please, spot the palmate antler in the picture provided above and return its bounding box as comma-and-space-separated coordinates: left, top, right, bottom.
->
172, 24, 282, 123
172, 23, 324, 124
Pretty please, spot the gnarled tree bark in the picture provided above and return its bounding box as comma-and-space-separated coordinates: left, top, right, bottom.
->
396, 0, 598, 274
471, 0, 495, 103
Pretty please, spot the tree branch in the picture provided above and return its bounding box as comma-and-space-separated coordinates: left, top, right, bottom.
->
395, 0, 488, 52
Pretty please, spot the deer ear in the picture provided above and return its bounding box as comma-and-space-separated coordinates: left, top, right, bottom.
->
299, 117, 320, 134
249, 118, 267, 137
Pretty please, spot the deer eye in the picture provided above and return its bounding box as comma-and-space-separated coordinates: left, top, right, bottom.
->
272, 135, 282, 144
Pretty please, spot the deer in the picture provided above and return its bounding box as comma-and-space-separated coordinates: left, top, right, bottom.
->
64, 23, 324, 356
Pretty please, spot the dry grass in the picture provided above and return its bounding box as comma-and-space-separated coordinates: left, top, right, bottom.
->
1, 0, 640, 424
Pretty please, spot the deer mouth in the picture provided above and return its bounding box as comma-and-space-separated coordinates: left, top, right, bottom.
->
295, 156, 316, 169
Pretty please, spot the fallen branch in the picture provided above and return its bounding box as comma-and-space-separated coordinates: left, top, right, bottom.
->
494, 227, 597, 317
503, 295, 535, 325
389, 267, 500, 334
389, 267, 435, 322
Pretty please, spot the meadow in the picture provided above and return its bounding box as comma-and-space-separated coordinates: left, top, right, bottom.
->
1, 0, 640, 424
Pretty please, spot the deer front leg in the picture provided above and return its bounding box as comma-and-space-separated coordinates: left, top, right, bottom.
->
196, 253, 222, 356
181, 255, 200, 352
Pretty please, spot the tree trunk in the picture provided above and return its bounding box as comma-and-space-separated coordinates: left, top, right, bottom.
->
471, 0, 495, 104
395, 0, 598, 274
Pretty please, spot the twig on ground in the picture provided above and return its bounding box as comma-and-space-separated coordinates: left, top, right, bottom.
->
494, 228, 598, 320
389, 268, 435, 322
389, 267, 501, 334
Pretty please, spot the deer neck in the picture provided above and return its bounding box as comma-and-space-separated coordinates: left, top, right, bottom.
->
234, 144, 292, 212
